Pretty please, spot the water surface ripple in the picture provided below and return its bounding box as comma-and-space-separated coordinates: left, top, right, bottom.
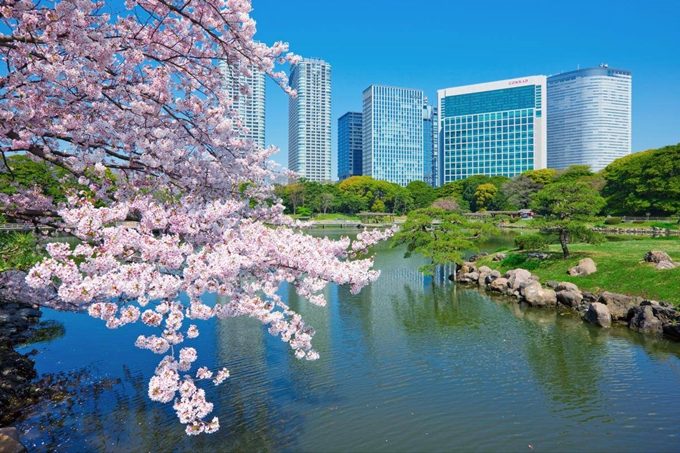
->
17, 234, 680, 452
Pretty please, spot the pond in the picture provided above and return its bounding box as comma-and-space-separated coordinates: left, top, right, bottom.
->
15, 232, 680, 452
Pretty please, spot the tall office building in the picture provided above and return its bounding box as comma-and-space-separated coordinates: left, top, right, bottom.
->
363, 85, 425, 186
223, 63, 266, 148
547, 65, 632, 171
422, 102, 438, 186
338, 112, 363, 180
288, 58, 332, 182
437, 76, 547, 184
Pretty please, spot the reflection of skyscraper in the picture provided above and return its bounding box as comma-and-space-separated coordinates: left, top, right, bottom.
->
288, 58, 332, 182
547, 66, 632, 171
223, 64, 266, 148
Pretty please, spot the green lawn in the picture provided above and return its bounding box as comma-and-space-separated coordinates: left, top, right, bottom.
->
594, 220, 680, 230
477, 237, 680, 306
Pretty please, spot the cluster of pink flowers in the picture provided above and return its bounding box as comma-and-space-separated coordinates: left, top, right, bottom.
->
2, 0, 396, 435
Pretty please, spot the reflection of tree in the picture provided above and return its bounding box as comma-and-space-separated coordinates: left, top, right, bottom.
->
1, 319, 66, 426
506, 304, 608, 416
393, 283, 494, 334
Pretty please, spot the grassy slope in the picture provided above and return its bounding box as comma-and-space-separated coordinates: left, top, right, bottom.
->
477, 237, 680, 306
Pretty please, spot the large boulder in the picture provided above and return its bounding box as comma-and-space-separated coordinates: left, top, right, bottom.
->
556, 290, 583, 309
0, 427, 26, 453
484, 270, 502, 285
568, 258, 597, 277
554, 281, 583, 308
0, 271, 57, 307
599, 291, 643, 321
583, 302, 612, 328
489, 277, 509, 293
522, 282, 557, 307
457, 262, 477, 275
492, 252, 507, 262
555, 282, 579, 292
477, 266, 492, 287
644, 251, 672, 264
505, 269, 535, 291
628, 305, 663, 335
656, 261, 678, 270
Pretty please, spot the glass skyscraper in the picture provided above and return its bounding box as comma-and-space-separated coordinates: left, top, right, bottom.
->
338, 112, 363, 181
222, 63, 266, 148
547, 65, 632, 171
288, 58, 332, 182
437, 76, 547, 184
363, 85, 425, 186
422, 103, 438, 186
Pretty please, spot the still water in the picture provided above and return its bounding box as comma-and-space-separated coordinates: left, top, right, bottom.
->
16, 232, 680, 452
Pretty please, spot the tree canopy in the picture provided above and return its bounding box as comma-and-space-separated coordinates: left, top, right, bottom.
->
531, 180, 605, 258
392, 207, 496, 273
602, 143, 680, 216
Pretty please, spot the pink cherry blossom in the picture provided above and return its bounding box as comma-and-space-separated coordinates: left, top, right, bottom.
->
2, 0, 395, 434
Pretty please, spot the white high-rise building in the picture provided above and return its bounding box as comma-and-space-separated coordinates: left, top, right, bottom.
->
288, 58, 332, 182
223, 64, 266, 148
547, 65, 632, 171
363, 85, 425, 186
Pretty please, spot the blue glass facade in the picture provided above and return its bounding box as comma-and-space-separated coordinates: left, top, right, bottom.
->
338, 112, 363, 180
363, 85, 424, 186
438, 77, 547, 183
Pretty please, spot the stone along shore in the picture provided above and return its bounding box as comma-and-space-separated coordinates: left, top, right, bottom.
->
454, 262, 680, 341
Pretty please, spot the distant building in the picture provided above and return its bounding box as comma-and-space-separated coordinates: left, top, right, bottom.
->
363, 85, 425, 186
223, 63, 266, 148
437, 76, 547, 184
338, 112, 363, 181
288, 58, 332, 182
547, 65, 632, 171
422, 102, 438, 186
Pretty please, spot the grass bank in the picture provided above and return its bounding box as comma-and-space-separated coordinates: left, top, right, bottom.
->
477, 237, 680, 306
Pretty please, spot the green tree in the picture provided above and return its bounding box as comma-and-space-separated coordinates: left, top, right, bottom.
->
601, 143, 680, 216
0, 154, 77, 202
474, 183, 498, 211
338, 176, 412, 214
531, 180, 605, 258
502, 175, 543, 209
392, 207, 496, 273
370, 199, 385, 212
406, 180, 437, 209
319, 192, 335, 214
436, 181, 468, 211
522, 168, 557, 185
555, 165, 593, 182
459, 175, 509, 212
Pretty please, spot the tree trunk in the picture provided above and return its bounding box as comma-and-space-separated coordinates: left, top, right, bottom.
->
560, 228, 570, 259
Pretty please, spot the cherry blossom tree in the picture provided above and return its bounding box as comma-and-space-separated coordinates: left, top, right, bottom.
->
0, 0, 394, 435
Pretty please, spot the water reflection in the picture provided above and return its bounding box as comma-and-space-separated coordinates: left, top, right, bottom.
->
17, 233, 680, 452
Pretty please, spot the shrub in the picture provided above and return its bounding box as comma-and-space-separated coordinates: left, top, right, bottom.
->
500, 253, 540, 271
604, 217, 623, 225
514, 233, 549, 251
296, 206, 312, 217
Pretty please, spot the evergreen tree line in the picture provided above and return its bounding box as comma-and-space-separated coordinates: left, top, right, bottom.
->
275, 143, 680, 217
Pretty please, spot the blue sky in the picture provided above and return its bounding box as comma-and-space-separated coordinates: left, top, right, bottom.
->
251, 0, 680, 178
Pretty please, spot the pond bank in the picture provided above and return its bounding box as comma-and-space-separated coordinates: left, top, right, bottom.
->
454, 261, 680, 342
